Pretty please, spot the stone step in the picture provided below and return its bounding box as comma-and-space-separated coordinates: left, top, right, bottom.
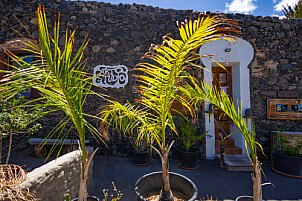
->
216, 154, 252, 171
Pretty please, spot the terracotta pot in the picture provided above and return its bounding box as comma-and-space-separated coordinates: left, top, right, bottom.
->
135, 171, 198, 201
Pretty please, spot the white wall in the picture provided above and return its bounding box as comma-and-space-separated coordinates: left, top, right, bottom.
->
199, 38, 254, 159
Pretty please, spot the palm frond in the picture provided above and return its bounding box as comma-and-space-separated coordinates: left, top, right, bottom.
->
283, 0, 302, 18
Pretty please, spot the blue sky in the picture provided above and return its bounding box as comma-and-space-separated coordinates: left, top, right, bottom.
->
83, 0, 300, 17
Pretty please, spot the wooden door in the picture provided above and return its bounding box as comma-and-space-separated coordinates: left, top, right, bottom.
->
212, 67, 232, 139
0, 52, 7, 80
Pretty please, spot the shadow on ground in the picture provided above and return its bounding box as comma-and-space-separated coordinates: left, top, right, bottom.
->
89, 155, 302, 201
9, 151, 302, 201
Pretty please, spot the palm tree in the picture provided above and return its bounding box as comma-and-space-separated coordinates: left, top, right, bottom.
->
283, 0, 302, 18
182, 79, 265, 201
100, 13, 238, 201
0, 6, 104, 201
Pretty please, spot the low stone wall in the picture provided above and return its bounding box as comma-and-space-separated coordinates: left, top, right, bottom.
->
20, 147, 94, 201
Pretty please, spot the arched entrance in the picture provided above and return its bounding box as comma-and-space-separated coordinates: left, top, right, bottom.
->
199, 38, 254, 159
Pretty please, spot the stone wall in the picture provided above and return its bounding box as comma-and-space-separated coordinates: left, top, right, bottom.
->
239, 15, 302, 155
0, 0, 302, 157
20, 147, 94, 201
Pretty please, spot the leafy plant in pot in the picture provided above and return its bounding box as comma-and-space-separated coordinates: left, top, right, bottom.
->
100, 13, 238, 201
0, 6, 106, 201
130, 129, 149, 165
177, 117, 208, 169
271, 130, 302, 178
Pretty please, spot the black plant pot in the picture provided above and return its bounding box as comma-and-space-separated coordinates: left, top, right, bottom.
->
71, 196, 99, 201
177, 147, 199, 170
272, 150, 302, 178
133, 150, 148, 166
135, 171, 198, 201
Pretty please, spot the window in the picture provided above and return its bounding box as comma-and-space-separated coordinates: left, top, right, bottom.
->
0, 51, 41, 98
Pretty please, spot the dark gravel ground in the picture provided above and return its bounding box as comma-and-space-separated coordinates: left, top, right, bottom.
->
9, 150, 302, 201
9, 148, 55, 171
89, 155, 302, 201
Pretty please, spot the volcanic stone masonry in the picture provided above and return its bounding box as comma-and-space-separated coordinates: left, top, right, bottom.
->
0, 0, 302, 157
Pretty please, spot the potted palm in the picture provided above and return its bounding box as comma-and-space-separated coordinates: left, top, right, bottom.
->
131, 133, 149, 166
126, 125, 149, 165
0, 6, 105, 201
100, 13, 238, 201
176, 117, 207, 169
109, 116, 149, 165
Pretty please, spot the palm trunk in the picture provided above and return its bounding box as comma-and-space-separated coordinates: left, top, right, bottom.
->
78, 164, 88, 201
78, 148, 98, 201
252, 157, 262, 201
153, 141, 174, 201
5, 129, 12, 164
159, 149, 173, 201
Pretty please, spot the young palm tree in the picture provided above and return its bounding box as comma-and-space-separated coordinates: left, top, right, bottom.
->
100, 13, 238, 201
0, 6, 104, 201
182, 79, 265, 201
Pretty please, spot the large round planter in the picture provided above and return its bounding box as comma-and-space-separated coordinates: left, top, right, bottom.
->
235, 195, 265, 201
133, 150, 148, 166
272, 150, 302, 178
235, 195, 253, 201
135, 171, 198, 201
177, 147, 199, 170
71, 196, 99, 201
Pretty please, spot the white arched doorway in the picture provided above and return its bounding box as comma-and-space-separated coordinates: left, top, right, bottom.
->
199, 38, 254, 159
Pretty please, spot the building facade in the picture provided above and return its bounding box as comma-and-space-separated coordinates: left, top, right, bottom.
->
1, 0, 302, 158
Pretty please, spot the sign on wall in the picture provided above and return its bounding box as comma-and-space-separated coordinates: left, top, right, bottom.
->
93, 65, 128, 88
268, 99, 302, 120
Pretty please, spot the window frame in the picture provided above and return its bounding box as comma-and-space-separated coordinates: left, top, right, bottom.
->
0, 50, 41, 99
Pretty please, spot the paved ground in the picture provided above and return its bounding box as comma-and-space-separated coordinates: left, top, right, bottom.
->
89, 155, 302, 201
9, 151, 302, 201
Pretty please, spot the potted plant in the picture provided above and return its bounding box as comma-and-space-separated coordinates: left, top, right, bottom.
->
128, 128, 149, 165
100, 13, 238, 201
132, 135, 149, 166
0, 6, 105, 201
271, 130, 302, 178
177, 117, 207, 169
